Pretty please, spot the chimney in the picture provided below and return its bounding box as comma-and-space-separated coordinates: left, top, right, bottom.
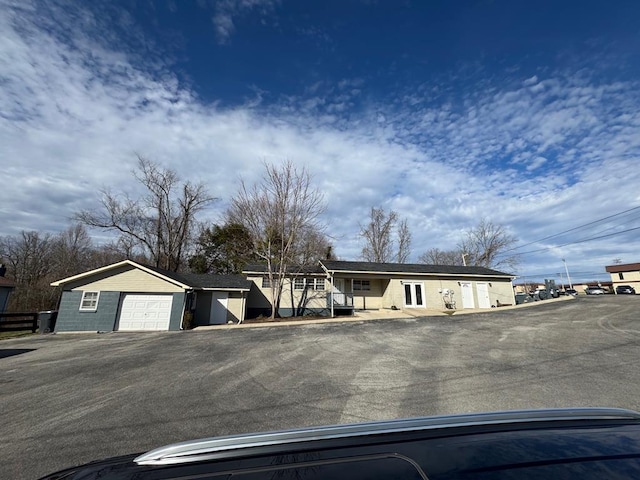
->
0, 264, 5, 277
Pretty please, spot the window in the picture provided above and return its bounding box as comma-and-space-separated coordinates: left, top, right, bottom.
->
619, 272, 624, 280
262, 276, 271, 288
79, 291, 99, 311
294, 277, 306, 290
353, 279, 371, 291
295, 278, 325, 290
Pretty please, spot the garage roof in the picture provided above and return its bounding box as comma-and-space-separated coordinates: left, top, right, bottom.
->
143, 265, 252, 290
51, 260, 252, 291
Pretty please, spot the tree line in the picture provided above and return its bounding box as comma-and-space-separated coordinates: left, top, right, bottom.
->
0, 156, 518, 316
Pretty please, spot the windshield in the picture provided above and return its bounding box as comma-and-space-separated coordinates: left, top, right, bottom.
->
1, 1, 639, 479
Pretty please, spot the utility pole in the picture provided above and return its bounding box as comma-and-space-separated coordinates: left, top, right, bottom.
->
462, 253, 468, 267
562, 259, 573, 289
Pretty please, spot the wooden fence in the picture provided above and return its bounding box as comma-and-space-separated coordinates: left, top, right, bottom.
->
0, 312, 38, 333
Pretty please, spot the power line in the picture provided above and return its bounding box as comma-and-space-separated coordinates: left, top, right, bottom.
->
501, 204, 640, 254
508, 225, 640, 257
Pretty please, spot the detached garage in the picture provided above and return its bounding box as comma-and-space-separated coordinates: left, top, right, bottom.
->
51, 260, 252, 332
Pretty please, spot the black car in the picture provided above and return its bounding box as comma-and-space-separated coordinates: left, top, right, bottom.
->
616, 285, 636, 295
40, 408, 640, 479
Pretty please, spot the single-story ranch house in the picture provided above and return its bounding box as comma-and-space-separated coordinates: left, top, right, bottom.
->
51, 259, 515, 332
245, 260, 516, 318
51, 260, 252, 332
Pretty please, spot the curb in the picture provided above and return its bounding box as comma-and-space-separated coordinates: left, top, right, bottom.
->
192, 295, 575, 331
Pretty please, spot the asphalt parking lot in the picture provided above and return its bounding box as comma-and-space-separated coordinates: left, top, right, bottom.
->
2, 295, 640, 479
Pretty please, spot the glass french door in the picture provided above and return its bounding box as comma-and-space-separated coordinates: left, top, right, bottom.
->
404, 282, 425, 308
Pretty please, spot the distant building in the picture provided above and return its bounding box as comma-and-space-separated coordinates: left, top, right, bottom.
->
0, 264, 16, 313
605, 262, 640, 294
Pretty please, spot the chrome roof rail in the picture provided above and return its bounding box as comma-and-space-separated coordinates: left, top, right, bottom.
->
135, 408, 640, 466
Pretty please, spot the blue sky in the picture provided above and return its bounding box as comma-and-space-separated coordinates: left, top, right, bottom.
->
2, 0, 640, 283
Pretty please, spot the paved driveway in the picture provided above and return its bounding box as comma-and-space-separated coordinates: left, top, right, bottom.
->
2, 295, 640, 479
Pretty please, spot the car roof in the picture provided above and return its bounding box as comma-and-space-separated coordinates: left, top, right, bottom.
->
134, 408, 640, 466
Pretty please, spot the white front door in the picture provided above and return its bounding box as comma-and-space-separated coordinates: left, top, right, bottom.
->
476, 282, 491, 308
118, 294, 173, 331
332, 278, 345, 305
209, 292, 229, 324
460, 282, 475, 309
403, 282, 425, 308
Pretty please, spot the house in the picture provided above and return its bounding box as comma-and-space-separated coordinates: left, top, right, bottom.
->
0, 264, 15, 314
605, 262, 640, 293
243, 264, 331, 318
51, 260, 252, 332
244, 260, 516, 317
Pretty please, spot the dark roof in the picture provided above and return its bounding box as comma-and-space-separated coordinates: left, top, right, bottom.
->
242, 264, 325, 275
142, 264, 252, 290
319, 260, 513, 277
605, 262, 640, 273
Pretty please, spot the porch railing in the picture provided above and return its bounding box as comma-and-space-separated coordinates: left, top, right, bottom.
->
327, 292, 354, 308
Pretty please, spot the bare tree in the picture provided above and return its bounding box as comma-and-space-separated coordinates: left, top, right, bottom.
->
419, 248, 465, 266
458, 218, 518, 270
76, 156, 215, 271
396, 219, 412, 263
51, 224, 94, 278
290, 225, 334, 266
360, 207, 411, 263
227, 161, 326, 319
0, 231, 57, 311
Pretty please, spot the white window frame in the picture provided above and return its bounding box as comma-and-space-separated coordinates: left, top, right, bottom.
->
313, 278, 325, 291
294, 277, 326, 291
79, 291, 100, 311
353, 279, 371, 291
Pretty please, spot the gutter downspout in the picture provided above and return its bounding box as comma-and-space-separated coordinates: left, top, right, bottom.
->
330, 273, 334, 318
241, 290, 247, 324
179, 289, 190, 330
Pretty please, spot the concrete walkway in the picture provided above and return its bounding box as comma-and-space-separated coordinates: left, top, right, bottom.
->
194, 295, 575, 330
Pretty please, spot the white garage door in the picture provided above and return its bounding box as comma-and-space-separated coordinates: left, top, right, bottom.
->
118, 294, 173, 331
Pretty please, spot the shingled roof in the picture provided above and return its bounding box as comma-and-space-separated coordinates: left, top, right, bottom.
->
242, 264, 325, 275
51, 260, 252, 290
143, 265, 253, 290
319, 260, 513, 277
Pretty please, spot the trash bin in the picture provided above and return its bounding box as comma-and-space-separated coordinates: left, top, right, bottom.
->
38, 310, 58, 334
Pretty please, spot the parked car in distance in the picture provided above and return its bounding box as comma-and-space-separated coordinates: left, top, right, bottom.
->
616, 285, 636, 295
39, 408, 640, 480
585, 286, 606, 295
565, 288, 578, 296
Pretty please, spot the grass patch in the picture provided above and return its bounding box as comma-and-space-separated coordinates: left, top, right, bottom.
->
0, 331, 36, 341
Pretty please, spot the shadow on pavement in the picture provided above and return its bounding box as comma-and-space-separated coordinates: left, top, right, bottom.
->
0, 349, 36, 359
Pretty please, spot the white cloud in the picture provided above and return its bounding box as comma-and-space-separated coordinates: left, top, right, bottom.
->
1, 1, 640, 282
210, 0, 281, 44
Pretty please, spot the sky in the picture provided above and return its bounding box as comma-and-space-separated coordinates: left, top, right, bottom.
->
2, 0, 640, 283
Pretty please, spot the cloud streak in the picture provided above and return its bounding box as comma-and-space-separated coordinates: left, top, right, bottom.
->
210, 0, 281, 44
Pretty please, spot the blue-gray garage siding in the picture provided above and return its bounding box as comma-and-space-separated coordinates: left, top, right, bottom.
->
55, 291, 185, 332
